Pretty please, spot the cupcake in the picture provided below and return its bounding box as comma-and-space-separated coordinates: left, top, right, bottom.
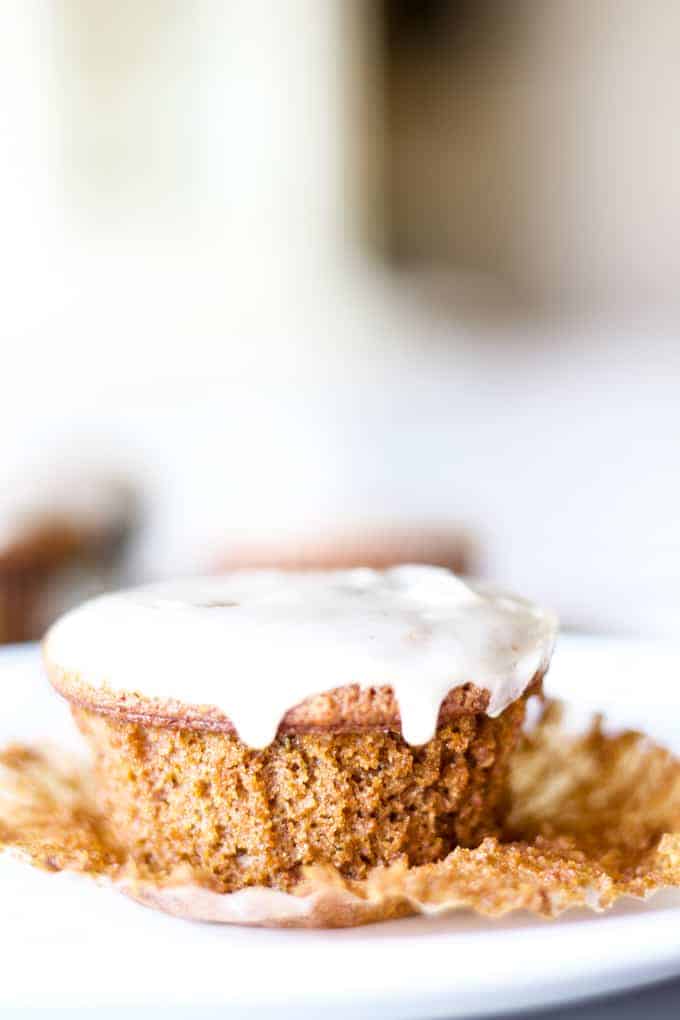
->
215, 524, 474, 575
43, 567, 556, 908
0, 475, 138, 644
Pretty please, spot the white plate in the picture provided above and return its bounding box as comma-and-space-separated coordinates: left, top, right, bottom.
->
1, 637, 680, 1019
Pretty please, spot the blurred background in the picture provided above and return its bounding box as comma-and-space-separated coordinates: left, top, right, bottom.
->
1, 0, 680, 641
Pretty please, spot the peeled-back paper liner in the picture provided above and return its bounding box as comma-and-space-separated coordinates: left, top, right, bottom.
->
3, 703, 680, 928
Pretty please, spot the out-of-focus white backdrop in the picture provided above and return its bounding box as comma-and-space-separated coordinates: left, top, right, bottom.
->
1, 1, 680, 636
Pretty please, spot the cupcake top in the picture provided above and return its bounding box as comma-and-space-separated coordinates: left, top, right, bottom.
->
215, 524, 472, 575
0, 473, 138, 567
44, 566, 557, 748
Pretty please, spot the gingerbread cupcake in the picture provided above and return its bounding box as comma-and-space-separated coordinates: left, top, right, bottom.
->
43, 566, 556, 919
0, 475, 138, 644
216, 524, 473, 575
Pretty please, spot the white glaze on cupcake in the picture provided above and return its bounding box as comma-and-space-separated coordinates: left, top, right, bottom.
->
44, 566, 557, 748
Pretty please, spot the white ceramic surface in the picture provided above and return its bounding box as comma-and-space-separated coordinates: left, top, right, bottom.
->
1, 637, 680, 1018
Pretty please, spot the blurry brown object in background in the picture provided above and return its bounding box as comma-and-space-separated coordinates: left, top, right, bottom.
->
0, 477, 139, 644
215, 525, 475, 575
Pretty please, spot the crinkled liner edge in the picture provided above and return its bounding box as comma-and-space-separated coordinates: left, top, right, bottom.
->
5, 845, 658, 929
